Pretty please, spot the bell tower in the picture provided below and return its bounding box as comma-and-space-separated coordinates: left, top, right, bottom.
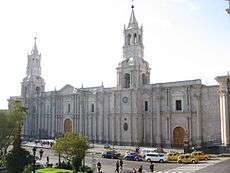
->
123, 5, 143, 60
21, 38, 45, 98
117, 5, 151, 89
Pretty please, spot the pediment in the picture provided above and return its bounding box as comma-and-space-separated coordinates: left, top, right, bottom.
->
59, 84, 74, 95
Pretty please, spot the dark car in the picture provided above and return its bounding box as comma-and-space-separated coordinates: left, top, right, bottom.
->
123, 155, 143, 161
102, 151, 120, 159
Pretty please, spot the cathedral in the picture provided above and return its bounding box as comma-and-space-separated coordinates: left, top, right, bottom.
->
13, 6, 230, 147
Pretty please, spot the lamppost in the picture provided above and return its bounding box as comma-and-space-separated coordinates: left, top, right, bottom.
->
32, 147, 37, 173
58, 153, 61, 166
226, 0, 230, 15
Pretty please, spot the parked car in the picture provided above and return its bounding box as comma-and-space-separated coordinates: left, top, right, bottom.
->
177, 154, 198, 164
123, 155, 143, 161
190, 151, 209, 161
102, 151, 120, 159
139, 147, 158, 156
126, 152, 137, 156
145, 153, 166, 163
166, 152, 181, 161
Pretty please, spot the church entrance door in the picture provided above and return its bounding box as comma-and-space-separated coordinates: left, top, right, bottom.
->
64, 119, 72, 133
173, 127, 185, 147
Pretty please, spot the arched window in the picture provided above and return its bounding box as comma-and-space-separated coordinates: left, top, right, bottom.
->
134, 33, 137, 44
142, 73, 147, 85
36, 86, 40, 95
124, 73, 130, 88
127, 34, 131, 45
32, 106, 36, 113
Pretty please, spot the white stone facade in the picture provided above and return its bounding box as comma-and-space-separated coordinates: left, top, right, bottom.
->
17, 6, 229, 147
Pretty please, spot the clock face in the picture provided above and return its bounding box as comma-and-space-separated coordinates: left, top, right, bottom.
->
122, 97, 128, 103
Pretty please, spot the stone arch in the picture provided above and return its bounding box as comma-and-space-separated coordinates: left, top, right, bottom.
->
173, 126, 185, 147
124, 73, 130, 88
64, 118, 72, 133
142, 73, 147, 85
134, 33, 137, 44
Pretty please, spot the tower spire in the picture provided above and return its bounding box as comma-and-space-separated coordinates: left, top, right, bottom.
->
128, 5, 139, 29
26, 37, 41, 77
31, 37, 38, 55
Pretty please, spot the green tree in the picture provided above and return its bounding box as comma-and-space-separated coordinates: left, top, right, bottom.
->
0, 110, 14, 154
8, 99, 26, 150
0, 100, 26, 152
52, 132, 89, 172
6, 148, 33, 173
0, 100, 30, 173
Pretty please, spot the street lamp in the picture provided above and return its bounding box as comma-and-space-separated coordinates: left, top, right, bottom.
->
58, 153, 61, 166
32, 147, 37, 173
226, 0, 230, 15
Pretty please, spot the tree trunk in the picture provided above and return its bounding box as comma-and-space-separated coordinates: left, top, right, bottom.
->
13, 126, 21, 150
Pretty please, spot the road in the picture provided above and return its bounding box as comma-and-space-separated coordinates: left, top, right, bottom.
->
194, 158, 230, 173
23, 144, 229, 173
24, 146, 179, 172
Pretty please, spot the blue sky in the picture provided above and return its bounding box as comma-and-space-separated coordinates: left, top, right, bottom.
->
0, 0, 229, 109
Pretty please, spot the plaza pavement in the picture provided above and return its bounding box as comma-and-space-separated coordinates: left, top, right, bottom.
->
22, 142, 229, 173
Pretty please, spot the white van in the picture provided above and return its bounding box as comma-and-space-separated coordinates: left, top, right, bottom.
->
144, 153, 166, 162
139, 147, 158, 156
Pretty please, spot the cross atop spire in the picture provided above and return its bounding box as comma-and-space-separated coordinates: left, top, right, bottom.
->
31, 37, 39, 55
128, 5, 139, 29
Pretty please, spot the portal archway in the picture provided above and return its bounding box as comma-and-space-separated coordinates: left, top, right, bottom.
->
64, 119, 72, 133
173, 127, 185, 147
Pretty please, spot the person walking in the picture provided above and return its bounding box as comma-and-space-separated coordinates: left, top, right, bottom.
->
46, 156, 49, 163
119, 159, 123, 170
115, 160, 120, 173
150, 162, 154, 173
97, 161, 102, 173
39, 149, 44, 160
138, 165, 143, 173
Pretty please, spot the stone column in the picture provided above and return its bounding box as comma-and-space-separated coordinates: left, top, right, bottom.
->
155, 87, 162, 146
216, 76, 230, 146
194, 93, 202, 145
165, 88, 171, 146
79, 93, 85, 135
150, 87, 155, 145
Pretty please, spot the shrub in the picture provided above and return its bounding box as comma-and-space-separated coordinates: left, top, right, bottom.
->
72, 156, 82, 173
80, 165, 93, 173
6, 148, 33, 173
22, 164, 33, 173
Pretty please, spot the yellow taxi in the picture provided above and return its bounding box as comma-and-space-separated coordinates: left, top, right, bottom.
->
166, 153, 181, 161
177, 154, 199, 164
191, 151, 209, 161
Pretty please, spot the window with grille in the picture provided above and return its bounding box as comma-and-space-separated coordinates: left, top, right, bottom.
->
175, 100, 182, 111
91, 103, 94, 112
145, 101, 148, 111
